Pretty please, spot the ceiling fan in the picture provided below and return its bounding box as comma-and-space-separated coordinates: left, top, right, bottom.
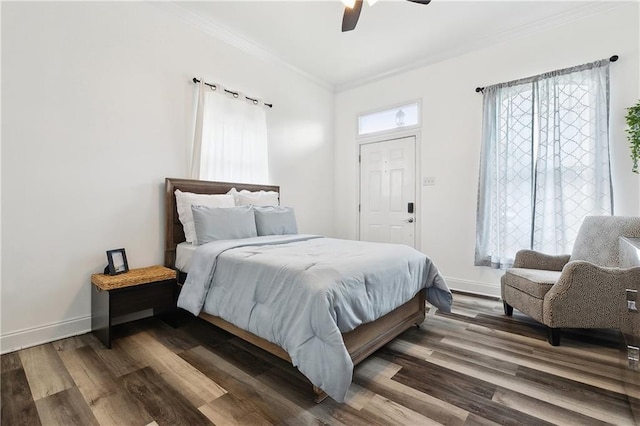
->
342, 0, 432, 32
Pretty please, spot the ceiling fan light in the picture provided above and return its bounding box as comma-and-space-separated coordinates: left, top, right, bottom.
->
341, 0, 356, 8
366, 0, 379, 5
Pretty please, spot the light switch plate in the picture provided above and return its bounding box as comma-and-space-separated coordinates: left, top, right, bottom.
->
423, 177, 436, 186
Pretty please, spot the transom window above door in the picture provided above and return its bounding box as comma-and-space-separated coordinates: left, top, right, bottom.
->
358, 101, 420, 137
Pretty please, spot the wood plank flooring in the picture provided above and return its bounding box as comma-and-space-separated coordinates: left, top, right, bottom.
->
2, 293, 637, 425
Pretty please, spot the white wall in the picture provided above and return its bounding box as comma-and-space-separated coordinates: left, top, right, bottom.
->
1, 2, 334, 352
334, 4, 640, 296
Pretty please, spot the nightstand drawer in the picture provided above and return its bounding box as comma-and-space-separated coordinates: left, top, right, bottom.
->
110, 279, 174, 317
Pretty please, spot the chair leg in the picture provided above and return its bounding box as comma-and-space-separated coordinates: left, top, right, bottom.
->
547, 327, 560, 346
503, 301, 513, 316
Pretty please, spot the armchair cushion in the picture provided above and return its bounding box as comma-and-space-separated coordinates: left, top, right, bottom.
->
503, 268, 561, 299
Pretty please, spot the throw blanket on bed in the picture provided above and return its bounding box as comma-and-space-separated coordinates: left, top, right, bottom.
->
177, 235, 452, 402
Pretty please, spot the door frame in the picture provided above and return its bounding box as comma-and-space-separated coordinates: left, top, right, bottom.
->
357, 130, 422, 250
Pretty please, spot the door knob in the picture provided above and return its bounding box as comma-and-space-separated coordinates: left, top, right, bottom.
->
407, 218, 414, 223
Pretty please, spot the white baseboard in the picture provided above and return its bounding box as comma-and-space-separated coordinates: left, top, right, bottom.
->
0, 310, 155, 354
0, 279, 497, 354
444, 276, 501, 298
1, 315, 92, 355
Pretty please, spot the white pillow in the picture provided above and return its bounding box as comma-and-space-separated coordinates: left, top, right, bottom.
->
229, 188, 279, 206
175, 189, 235, 244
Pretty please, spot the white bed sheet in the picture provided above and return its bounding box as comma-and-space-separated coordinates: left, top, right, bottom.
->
176, 242, 197, 272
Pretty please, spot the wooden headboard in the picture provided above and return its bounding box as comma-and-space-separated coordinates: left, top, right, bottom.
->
164, 178, 280, 268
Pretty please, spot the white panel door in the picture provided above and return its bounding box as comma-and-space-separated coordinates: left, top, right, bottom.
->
359, 136, 416, 247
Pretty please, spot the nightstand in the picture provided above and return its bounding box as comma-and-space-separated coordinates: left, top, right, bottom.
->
91, 265, 177, 348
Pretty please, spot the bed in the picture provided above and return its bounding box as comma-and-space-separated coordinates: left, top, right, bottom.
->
164, 177, 452, 403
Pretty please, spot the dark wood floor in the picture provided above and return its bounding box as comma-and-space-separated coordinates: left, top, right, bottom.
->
2, 293, 638, 425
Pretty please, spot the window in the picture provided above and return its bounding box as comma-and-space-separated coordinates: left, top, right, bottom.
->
358, 101, 420, 136
475, 59, 613, 268
191, 82, 269, 184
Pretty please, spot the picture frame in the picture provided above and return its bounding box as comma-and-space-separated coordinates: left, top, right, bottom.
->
106, 248, 129, 276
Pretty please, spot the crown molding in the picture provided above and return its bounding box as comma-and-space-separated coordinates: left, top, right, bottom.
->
150, 1, 628, 94
335, 2, 628, 92
149, 1, 335, 92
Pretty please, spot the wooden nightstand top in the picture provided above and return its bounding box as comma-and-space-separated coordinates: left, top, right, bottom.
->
91, 265, 176, 291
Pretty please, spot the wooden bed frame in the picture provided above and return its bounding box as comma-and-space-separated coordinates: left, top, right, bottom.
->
164, 178, 426, 402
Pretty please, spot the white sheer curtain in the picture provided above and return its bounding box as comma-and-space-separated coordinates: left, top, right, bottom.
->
190, 81, 269, 184
475, 59, 612, 268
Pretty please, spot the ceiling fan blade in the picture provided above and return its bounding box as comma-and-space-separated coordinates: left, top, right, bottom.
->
406, 0, 431, 4
342, 0, 364, 32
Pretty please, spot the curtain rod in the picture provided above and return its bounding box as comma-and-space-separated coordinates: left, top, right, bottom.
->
192, 77, 273, 108
474, 55, 619, 94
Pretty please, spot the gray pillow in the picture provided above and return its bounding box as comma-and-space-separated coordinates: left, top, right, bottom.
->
254, 206, 298, 236
191, 205, 257, 245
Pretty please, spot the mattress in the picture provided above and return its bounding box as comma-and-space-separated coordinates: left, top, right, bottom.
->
176, 242, 197, 272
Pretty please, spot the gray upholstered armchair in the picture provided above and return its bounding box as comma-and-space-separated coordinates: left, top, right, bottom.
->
501, 216, 640, 346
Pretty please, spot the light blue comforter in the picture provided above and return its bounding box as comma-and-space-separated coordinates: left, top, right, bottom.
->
177, 235, 452, 402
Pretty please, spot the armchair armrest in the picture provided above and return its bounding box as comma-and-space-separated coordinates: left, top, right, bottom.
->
543, 261, 640, 328
512, 250, 571, 271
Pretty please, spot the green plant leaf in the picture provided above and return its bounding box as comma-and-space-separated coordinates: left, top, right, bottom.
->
626, 99, 640, 174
